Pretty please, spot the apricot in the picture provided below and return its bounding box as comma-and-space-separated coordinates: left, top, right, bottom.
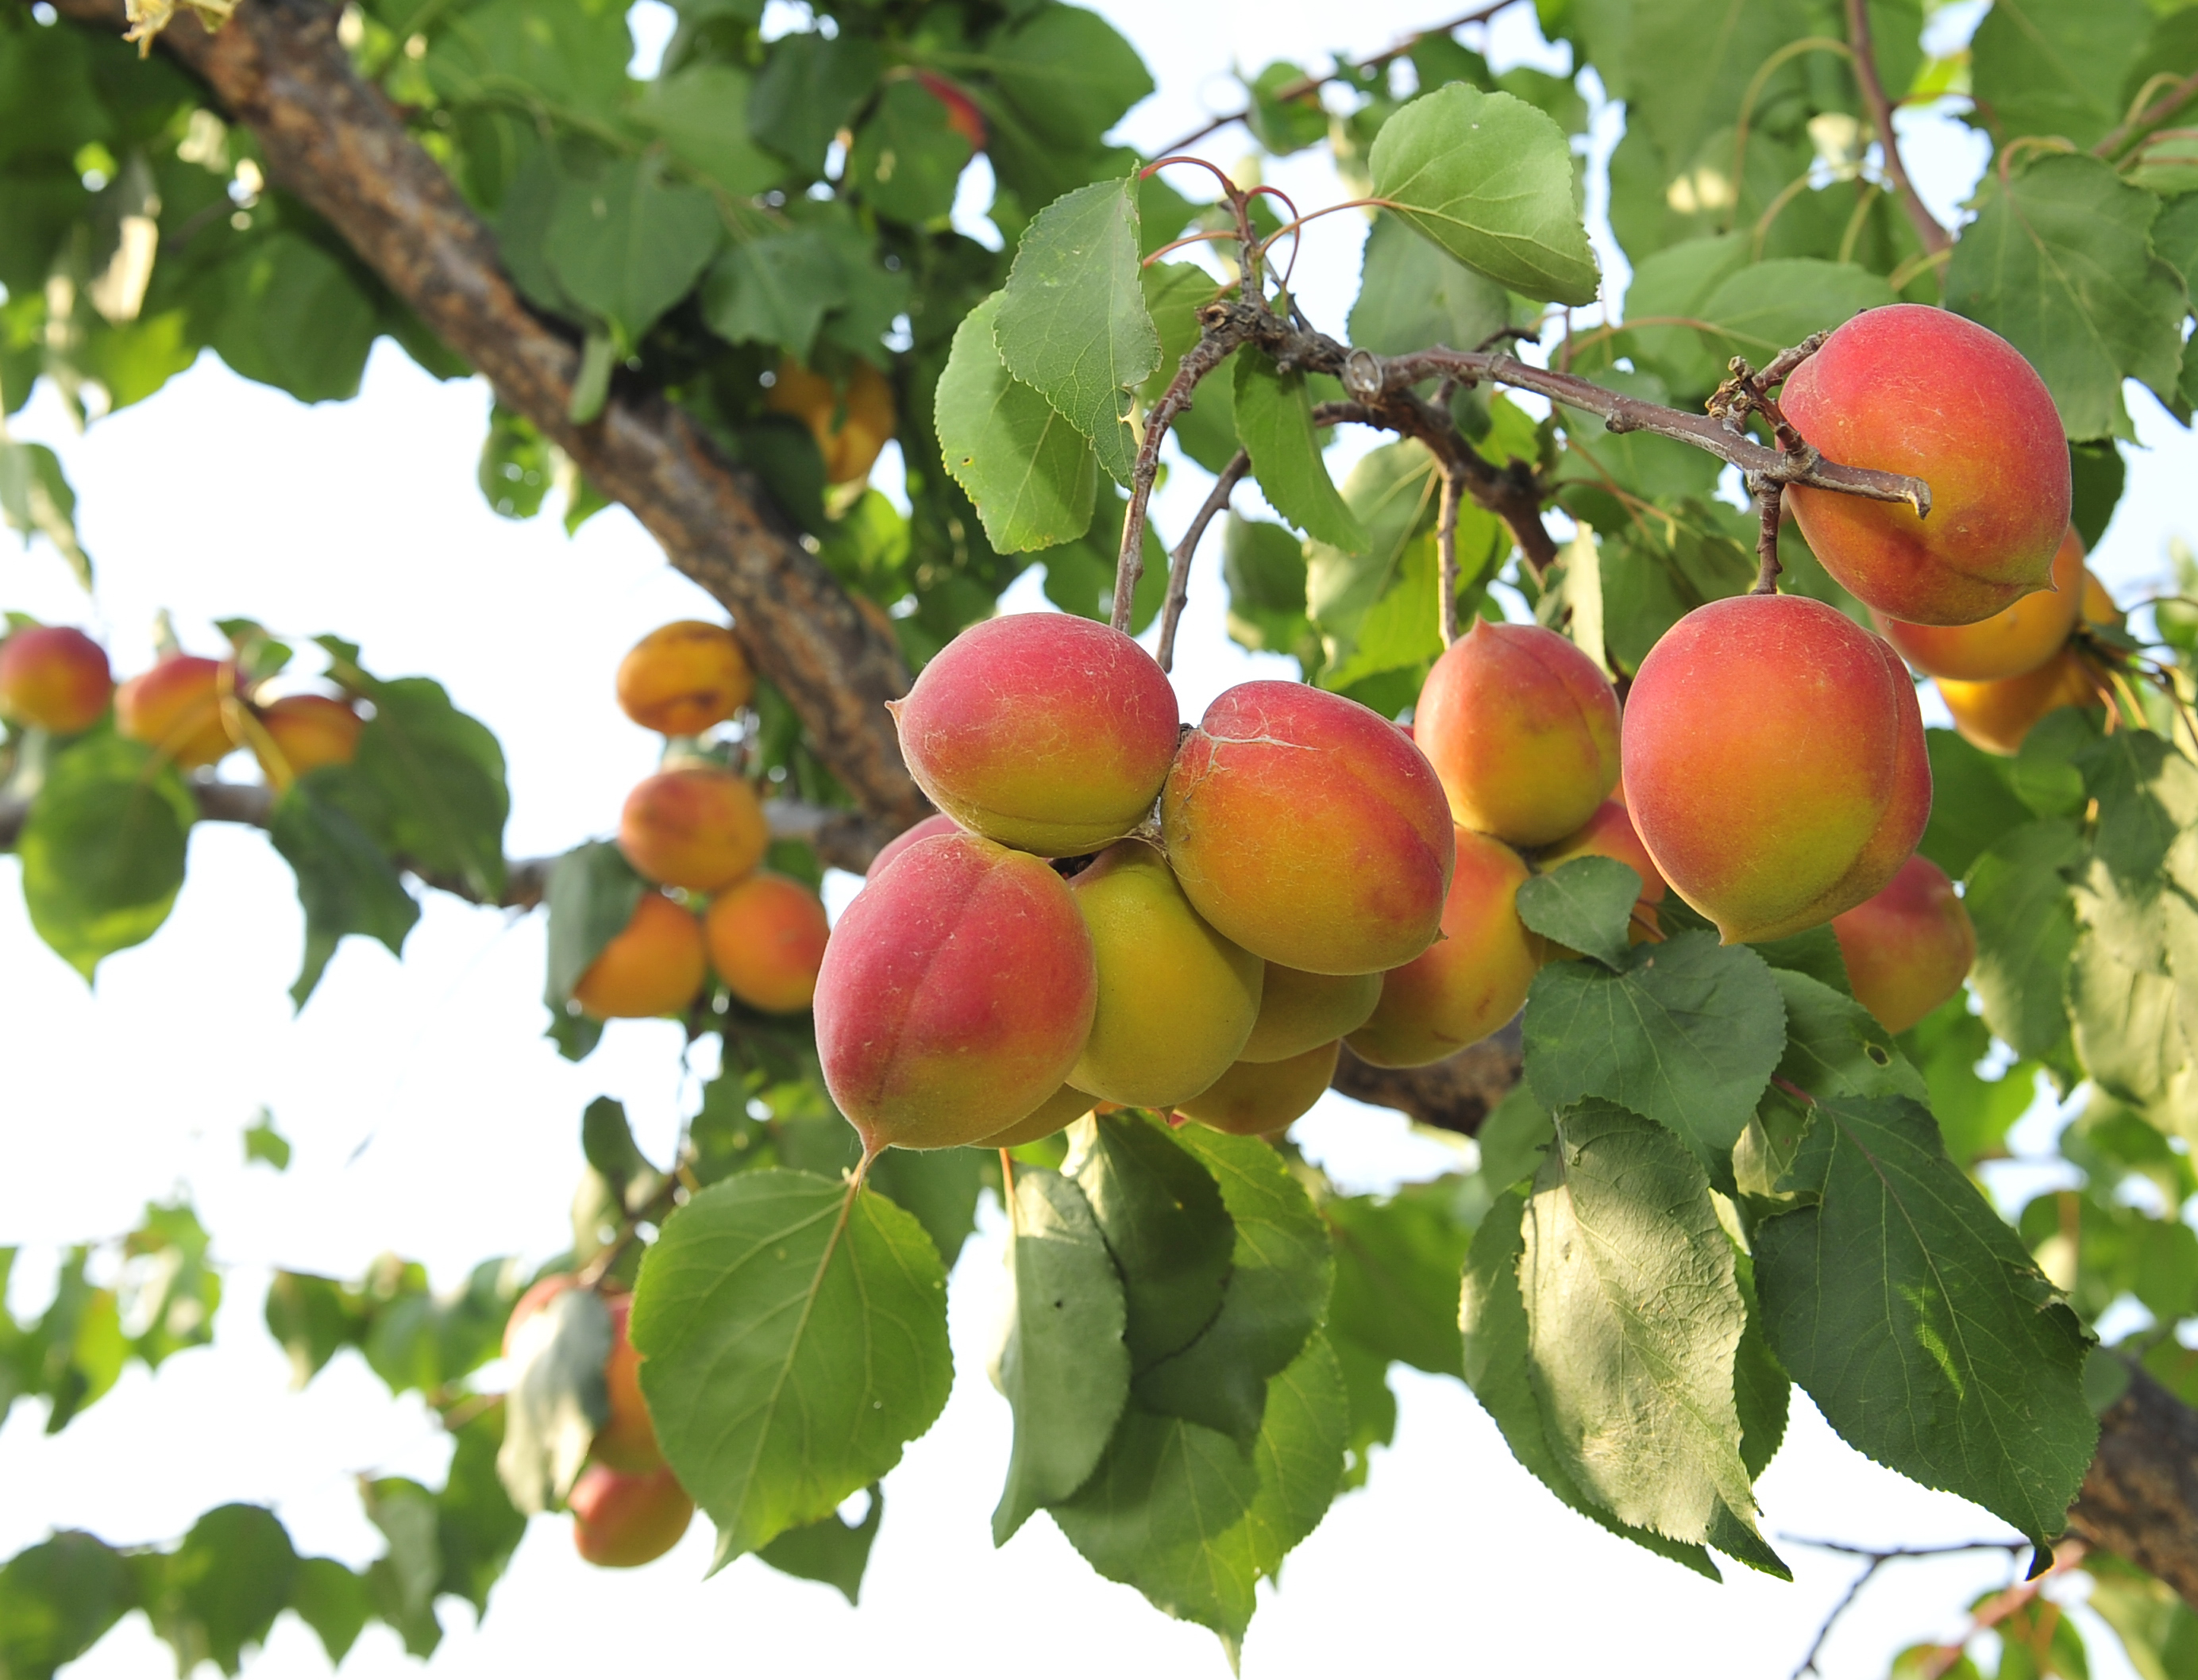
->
615, 621, 754, 737
704, 870, 829, 1013
977, 1081, 1097, 1149
766, 356, 896, 485
1239, 965, 1381, 1063
1177, 1040, 1340, 1137
813, 831, 1097, 1152
1162, 681, 1455, 975
1541, 800, 1666, 907
503, 1273, 578, 1357
1938, 650, 2102, 757
1413, 620, 1622, 846
1066, 840, 1263, 1108
890, 614, 1178, 856
0, 625, 111, 734
868, 811, 962, 877
573, 891, 709, 1019
570, 1465, 692, 1568
1830, 853, 1976, 1034
2081, 568, 2122, 628
253, 694, 362, 780
1347, 828, 1543, 1067
1624, 595, 1930, 943
1781, 306, 2069, 626
115, 653, 234, 768
1872, 526, 2083, 681
503, 1279, 663, 1475
617, 766, 769, 891
916, 70, 987, 149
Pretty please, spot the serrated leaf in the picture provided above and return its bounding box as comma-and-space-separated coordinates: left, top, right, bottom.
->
862, 1146, 986, 1270
1515, 856, 1639, 969
1348, 210, 1514, 356
755, 1487, 881, 1605
1731, 1250, 1788, 1482
1691, 260, 1894, 371
18, 732, 195, 981
1234, 349, 1367, 552
1066, 1112, 1234, 1372
631, 1171, 951, 1566
1367, 83, 1599, 306
545, 156, 723, 345
935, 291, 1099, 552
1969, 0, 2152, 151
495, 1287, 610, 1516
422, 0, 629, 118
991, 1167, 1129, 1545
1752, 1095, 2097, 1551
1919, 728, 2030, 880
1325, 1180, 1475, 1377
631, 63, 782, 197
994, 176, 1157, 487
1772, 969, 1926, 1100
204, 233, 379, 405
269, 776, 420, 1008
1619, 233, 1751, 400
1965, 819, 2084, 1062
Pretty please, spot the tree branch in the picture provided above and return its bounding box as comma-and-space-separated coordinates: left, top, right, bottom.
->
2068, 1361, 2198, 1607
39, 0, 927, 827
1330, 1022, 1521, 1135
1156, 449, 1250, 673
1843, 0, 1952, 257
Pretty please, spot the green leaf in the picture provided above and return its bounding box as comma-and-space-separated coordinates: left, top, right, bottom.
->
993, 176, 1157, 487
543, 840, 646, 1009
985, 5, 1155, 152
1133, 1125, 1333, 1444
1325, 1179, 1474, 1376
1919, 728, 2030, 880
1618, 233, 1751, 400
1522, 931, 1787, 1174
748, 32, 881, 176
1901, 998, 2040, 1167
1944, 154, 2188, 442
1521, 1102, 1765, 1551
1349, 210, 1514, 357
631, 64, 782, 197
1752, 1095, 2098, 1551
580, 1096, 658, 1206
431, 1406, 526, 1615
1228, 1332, 1349, 1583
203, 233, 379, 404
990, 1166, 1129, 1544
1244, 60, 1330, 156
242, 1111, 291, 1172
1691, 260, 1895, 371
1515, 856, 1640, 969
1303, 439, 1440, 642
1066, 1112, 1234, 1372
477, 405, 554, 521
1234, 349, 1367, 552
1367, 83, 1600, 306
1772, 969, 1927, 1101
0, 437, 90, 587
1220, 514, 1315, 669
0, 1532, 138, 1680
422, 0, 630, 121
545, 156, 723, 345
755, 1487, 881, 1605
935, 291, 1099, 553
18, 732, 195, 981
849, 78, 972, 225
139, 1505, 297, 1678
702, 228, 846, 364
269, 776, 420, 1008
1965, 819, 2084, 1063
1746, 924, 1853, 997
1969, 0, 2154, 152
1139, 260, 1237, 472
285, 1557, 369, 1668
120, 1200, 220, 1370
494, 1286, 610, 1516
631, 1171, 951, 1566
1731, 1250, 1789, 1482
361, 1478, 442, 1656
1461, 1189, 1721, 1578
863, 1136, 988, 1269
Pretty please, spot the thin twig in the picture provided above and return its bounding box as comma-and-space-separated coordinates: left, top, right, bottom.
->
1844, 0, 1951, 255
1436, 466, 1464, 644
1157, 449, 1251, 672
1781, 1538, 2034, 1680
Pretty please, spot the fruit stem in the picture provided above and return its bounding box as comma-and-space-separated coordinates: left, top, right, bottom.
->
1749, 476, 1785, 596
1156, 450, 1250, 673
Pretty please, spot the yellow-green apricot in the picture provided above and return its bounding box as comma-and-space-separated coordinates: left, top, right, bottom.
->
1239, 965, 1381, 1063
1176, 1040, 1340, 1137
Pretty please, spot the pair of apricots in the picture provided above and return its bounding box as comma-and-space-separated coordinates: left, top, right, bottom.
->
570, 621, 835, 1025
0, 622, 363, 783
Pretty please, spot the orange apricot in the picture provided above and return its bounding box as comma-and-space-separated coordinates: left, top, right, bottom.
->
1872, 526, 2083, 681
765, 357, 897, 485
890, 614, 1178, 856
592, 1293, 663, 1474
1176, 1040, 1340, 1137
1937, 650, 2102, 757
253, 694, 362, 780
1239, 965, 1381, 1063
2081, 568, 2122, 628
572, 892, 709, 1019
1781, 306, 2069, 626
615, 621, 754, 737
617, 766, 769, 891
704, 870, 830, 1014
1162, 681, 1455, 975
1623, 595, 1930, 942
1541, 799, 1666, 907
1413, 620, 1622, 846
0, 625, 111, 734
1830, 853, 1976, 1035
570, 1465, 692, 1568
869, 812, 962, 877
813, 831, 1097, 1152
115, 653, 234, 768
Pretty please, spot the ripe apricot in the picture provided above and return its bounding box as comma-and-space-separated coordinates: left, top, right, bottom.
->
616, 621, 754, 737
503, 1273, 578, 1357
253, 694, 362, 780
1177, 1040, 1340, 1137
503, 1280, 663, 1475
1781, 306, 2069, 626
1542, 800, 1665, 906
890, 614, 1178, 856
814, 831, 1097, 1152
1872, 526, 2084, 681
1239, 965, 1381, 1063
116, 654, 233, 768
1348, 828, 1542, 1068
618, 766, 769, 891
573, 892, 709, 1019
570, 1465, 693, 1568
1624, 595, 1930, 942
2081, 568, 2122, 628
978, 1082, 1097, 1148
1413, 621, 1622, 846
1067, 841, 1263, 1108
1830, 853, 1976, 1035
1162, 681, 1454, 975
868, 811, 961, 877
766, 357, 897, 485
916, 71, 987, 148
0, 625, 111, 734
1937, 650, 2102, 757
704, 870, 830, 1014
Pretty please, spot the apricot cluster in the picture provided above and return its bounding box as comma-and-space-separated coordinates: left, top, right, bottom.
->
572, 621, 834, 1025
815, 613, 1456, 1150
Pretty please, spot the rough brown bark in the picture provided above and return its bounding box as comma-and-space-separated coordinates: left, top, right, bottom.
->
2068, 1362, 2198, 1608
42, 0, 926, 827
1331, 1023, 1521, 1136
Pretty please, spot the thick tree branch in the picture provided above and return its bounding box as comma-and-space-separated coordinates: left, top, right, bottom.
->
1844, 0, 1951, 257
2068, 1362, 2198, 1607
1330, 1022, 1521, 1135
40, 0, 927, 827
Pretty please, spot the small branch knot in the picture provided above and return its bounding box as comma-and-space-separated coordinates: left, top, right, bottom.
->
1342, 349, 1384, 401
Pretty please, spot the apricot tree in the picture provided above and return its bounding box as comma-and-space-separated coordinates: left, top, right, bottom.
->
6, 1, 2198, 1675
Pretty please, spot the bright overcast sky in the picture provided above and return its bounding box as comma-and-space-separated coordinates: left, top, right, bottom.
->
0, 2, 2188, 1676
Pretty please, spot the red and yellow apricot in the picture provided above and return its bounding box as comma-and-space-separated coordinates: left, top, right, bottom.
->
570, 1465, 693, 1568
1239, 965, 1382, 1064
615, 621, 754, 737
1938, 650, 2102, 757
116, 653, 234, 768
704, 870, 830, 1014
766, 357, 897, 486
977, 1082, 1097, 1149
617, 766, 769, 891
1066, 840, 1263, 1109
868, 811, 962, 877
1872, 526, 2084, 681
1176, 1040, 1340, 1137
1347, 828, 1543, 1067
1830, 853, 1976, 1034
253, 694, 363, 780
1162, 681, 1454, 975
0, 625, 111, 734
503, 1280, 664, 1475
1780, 306, 2070, 626
1540, 798, 1667, 937
573, 892, 709, 1019
2082, 568, 2123, 628
1413, 620, 1622, 846
890, 614, 1178, 856
813, 831, 1097, 1152
1623, 595, 1930, 942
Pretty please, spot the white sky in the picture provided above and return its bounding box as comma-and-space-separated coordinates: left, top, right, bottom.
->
1, 2, 2189, 1675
